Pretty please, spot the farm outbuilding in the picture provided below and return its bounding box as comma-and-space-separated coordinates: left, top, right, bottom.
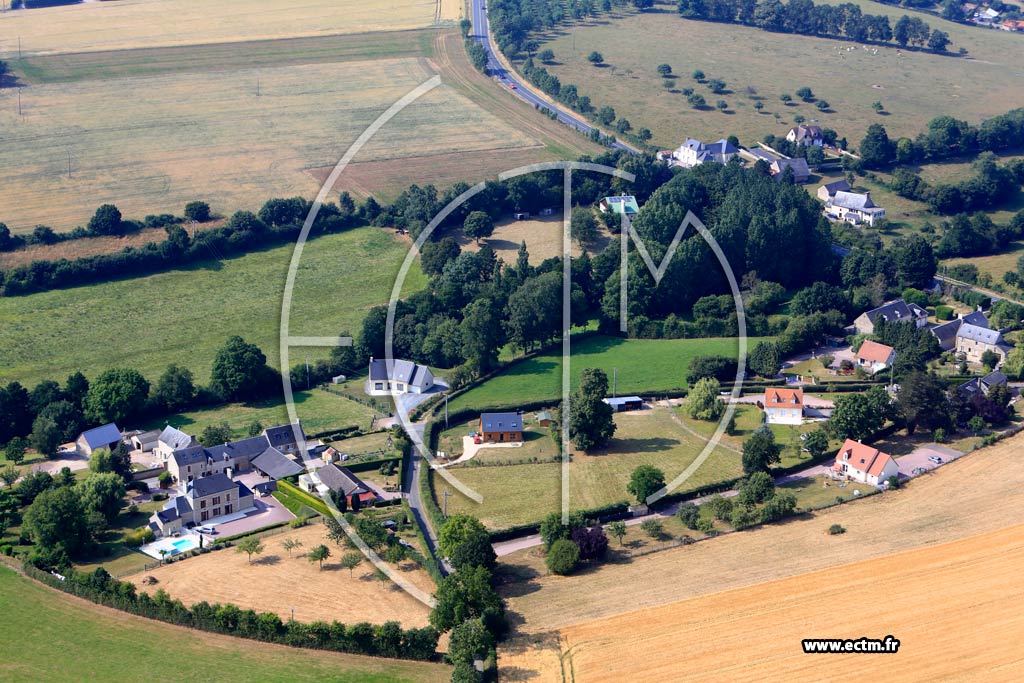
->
603, 396, 644, 412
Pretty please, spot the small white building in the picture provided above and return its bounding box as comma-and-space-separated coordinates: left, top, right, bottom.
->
832, 439, 899, 487
668, 138, 739, 169
786, 124, 824, 147
764, 387, 804, 426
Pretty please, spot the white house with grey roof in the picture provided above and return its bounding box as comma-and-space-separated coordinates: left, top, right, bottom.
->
75, 423, 122, 457
669, 138, 739, 169
786, 124, 824, 146
826, 191, 886, 226
150, 472, 255, 536
154, 425, 196, 460
365, 357, 435, 396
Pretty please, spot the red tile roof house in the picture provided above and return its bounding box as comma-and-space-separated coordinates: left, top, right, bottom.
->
833, 439, 899, 486
856, 340, 896, 374
764, 388, 804, 425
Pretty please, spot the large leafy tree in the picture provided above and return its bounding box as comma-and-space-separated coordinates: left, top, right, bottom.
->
209, 336, 272, 401
747, 341, 782, 378
76, 472, 126, 525
830, 386, 892, 441
896, 371, 951, 435
438, 514, 495, 570
463, 211, 494, 244
430, 565, 504, 633
153, 364, 196, 412
506, 271, 562, 351
569, 368, 616, 451
741, 426, 782, 474
627, 464, 665, 503
460, 297, 504, 375
84, 368, 150, 424
0, 381, 33, 444
687, 377, 725, 421
447, 618, 495, 667
23, 486, 93, 558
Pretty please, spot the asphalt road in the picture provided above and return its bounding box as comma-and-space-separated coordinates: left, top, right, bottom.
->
469, 0, 637, 153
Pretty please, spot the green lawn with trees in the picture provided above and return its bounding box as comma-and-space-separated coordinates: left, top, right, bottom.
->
0, 566, 450, 683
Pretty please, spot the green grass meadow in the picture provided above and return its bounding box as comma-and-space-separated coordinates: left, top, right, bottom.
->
0, 566, 450, 683
448, 335, 768, 413
0, 227, 425, 388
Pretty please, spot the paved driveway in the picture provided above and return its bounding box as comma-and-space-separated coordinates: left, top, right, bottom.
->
895, 443, 964, 478
198, 473, 295, 540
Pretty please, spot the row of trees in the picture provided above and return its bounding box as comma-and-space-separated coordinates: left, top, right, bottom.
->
858, 109, 1024, 170
677, 0, 953, 52
0, 195, 361, 296
888, 153, 1024, 217
0, 335, 280, 455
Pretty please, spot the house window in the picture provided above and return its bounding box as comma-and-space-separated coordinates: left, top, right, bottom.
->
200, 500, 207, 509
213, 508, 221, 517
375, 382, 383, 390
212, 496, 221, 505
225, 504, 233, 515
226, 493, 231, 502
201, 511, 209, 521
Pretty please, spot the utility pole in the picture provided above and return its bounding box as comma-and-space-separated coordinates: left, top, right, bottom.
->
444, 394, 449, 429
305, 354, 311, 389
442, 488, 449, 517
613, 367, 617, 398
17, 87, 21, 116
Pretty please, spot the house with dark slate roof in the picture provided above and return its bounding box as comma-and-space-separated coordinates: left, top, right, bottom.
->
669, 138, 740, 168
853, 299, 929, 335
166, 424, 307, 484
300, 463, 376, 507
479, 412, 524, 442
959, 371, 1008, 399
155, 425, 195, 460
817, 179, 851, 202
149, 472, 255, 536
251, 446, 304, 480
930, 310, 990, 352
75, 423, 122, 457
365, 358, 435, 395
956, 323, 1010, 364
770, 157, 810, 184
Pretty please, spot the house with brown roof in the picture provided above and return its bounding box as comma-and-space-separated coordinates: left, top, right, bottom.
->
764, 388, 804, 425
856, 340, 896, 374
786, 124, 824, 147
832, 439, 899, 486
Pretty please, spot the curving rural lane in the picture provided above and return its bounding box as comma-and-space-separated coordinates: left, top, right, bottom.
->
469, 0, 638, 154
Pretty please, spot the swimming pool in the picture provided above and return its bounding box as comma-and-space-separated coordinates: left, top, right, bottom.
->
171, 538, 198, 553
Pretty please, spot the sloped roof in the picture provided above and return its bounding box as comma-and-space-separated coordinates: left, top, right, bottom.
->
857, 340, 895, 364
263, 423, 304, 449
368, 358, 434, 390
603, 396, 643, 407
80, 423, 122, 449
957, 323, 1002, 345
820, 179, 851, 195
251, 446, 304, 480
317, 464, 370, 496
601, 195, 639, 215
771, 157, 810, 179
834, 439, 894, 477
789, 124, 824, 141
765, 388, 803, 408
480, 412, 523, 432
188, 473, 236, 498
865, 299, 927, 325
206, 434, 271, 462
159, 425, 194, 450
831, 191, 881, 211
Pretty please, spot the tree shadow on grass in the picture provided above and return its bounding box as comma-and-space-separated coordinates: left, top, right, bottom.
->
252, 554, 281, 566
589, 436, 680, 455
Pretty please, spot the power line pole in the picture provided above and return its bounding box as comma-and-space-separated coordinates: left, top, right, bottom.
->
305, 354, 310, 389
17, 87, 22, 116
442, 488, 449, 517
444, 394, 449, 429
613, 367, 617, 398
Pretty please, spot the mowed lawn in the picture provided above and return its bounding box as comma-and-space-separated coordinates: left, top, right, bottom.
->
0, 227, 426, 387
438, 405, 744, 529
0, 51, 540, 232
535, 7, 1024, 150
141, 389, 378, 440
448, 335, 767, 412
2, 0, 457, 57
0, 567, 450, 683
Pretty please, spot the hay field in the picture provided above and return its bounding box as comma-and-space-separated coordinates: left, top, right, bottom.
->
0, 227, 426, 387
500, 430, 1024, 638
0, 0, 458, 57
502, 524, 1024, 683
0, 56, 539, 232
536, 9, 1024, 149
130, 524, 435, 628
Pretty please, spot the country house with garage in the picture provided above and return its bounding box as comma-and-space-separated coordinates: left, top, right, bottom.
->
832, 439, 899, 486
479, 412, 524, 443
853, 299, 929, 335
365, 358, 435, 396
150, 472, 255, 536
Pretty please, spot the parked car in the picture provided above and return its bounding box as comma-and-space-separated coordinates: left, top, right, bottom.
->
927, 455, 943, 465
197, 525, 217, 534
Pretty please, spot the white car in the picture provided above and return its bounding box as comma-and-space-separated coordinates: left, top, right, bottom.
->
196, 525, 216, 534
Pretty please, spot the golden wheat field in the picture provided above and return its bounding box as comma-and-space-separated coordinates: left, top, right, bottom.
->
0, 57, 539, 231
0, 0, 460, 57
502, 524, 1024, 683
499, 432, 1024, 681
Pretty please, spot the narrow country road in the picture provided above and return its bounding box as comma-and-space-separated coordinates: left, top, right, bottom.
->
402, 418, 453, 576
468, 0, 638, 153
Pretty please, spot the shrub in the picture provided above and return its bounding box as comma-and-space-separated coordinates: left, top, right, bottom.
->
289, 515, 310, 528
729, 505, 757, 530
707, 495, 734, 521
639, 518, 664, 539
545, 538, 580, 575
886, 475, 900, 489
827, 524, 846, 535
935, 305, 954, 321
151, 492, 168, 501
676, 503, 700, 530
124, 528, 155, 548
933, 428, 947, 443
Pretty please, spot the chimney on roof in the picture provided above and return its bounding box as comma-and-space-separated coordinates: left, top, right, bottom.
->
864, 191, 870, 200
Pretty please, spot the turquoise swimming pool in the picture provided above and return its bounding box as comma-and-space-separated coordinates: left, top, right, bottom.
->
171, 538, 198, 553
